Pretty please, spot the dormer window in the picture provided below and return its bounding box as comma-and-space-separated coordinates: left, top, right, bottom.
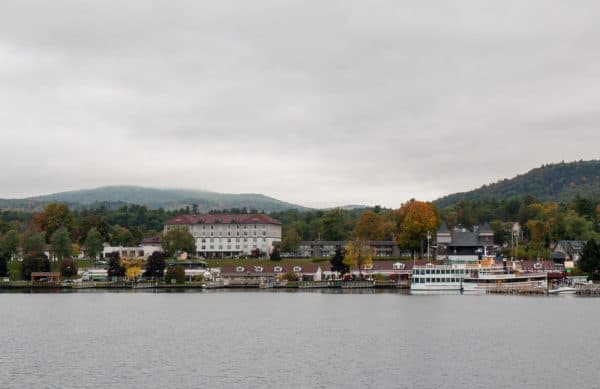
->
293, 266, 302, 272
364, 264, 373, 270
274, 266, 283, 272
255, 266, 263, 272
393, 262, 405, 270
236, 266, 245, 272
534, 262, 542, 270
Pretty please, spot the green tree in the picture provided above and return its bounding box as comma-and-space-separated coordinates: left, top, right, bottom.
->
161, 227, 196, 257
0, 230, 19, 259
23, 231, 46, 255
111, 226, 137, 246
107, 251, 125, 279
51, 227, 72, 260
579, 239, 600, 279
21, 253, 50, 279
165, 266, 186, 284
144, 251, 166, 279
59, 258, 78, 277
319, 209, 350, 241
281, 227, 301, 253
269, 247, 281, 261
0, 251, 9, 277
84, 227, 104, 260
330, 246, 348, 274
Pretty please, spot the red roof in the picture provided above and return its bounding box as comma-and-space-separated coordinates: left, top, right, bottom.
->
165, 214, 281, 226
141, 235, 161, 244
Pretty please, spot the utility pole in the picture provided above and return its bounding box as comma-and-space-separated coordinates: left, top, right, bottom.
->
426, 231, 431, 261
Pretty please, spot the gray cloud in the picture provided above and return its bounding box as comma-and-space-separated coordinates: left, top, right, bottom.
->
1, 1, 599, 207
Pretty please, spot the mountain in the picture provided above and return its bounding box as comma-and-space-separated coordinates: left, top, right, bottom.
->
0, 186, 311, 212
435, 160, 600, 208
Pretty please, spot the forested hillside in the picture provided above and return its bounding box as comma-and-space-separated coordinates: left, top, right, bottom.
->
436, 160, 600, 208
2, 186, 309, 212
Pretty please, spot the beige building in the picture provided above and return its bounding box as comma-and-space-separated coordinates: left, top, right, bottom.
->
164, 214, 282, 258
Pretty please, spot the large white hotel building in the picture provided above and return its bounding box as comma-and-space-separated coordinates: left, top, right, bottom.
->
163, 214, 282, 258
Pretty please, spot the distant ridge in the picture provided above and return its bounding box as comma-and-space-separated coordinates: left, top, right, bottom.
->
435, 160, 600, 208
0, 186, 311, 212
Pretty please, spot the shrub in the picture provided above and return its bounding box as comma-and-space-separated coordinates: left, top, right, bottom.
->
165, 266, 186, 284
60, 259, 78, 277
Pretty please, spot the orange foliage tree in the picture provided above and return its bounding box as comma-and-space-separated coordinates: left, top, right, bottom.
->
353, 211, 385, 241
396, 201, 438, 258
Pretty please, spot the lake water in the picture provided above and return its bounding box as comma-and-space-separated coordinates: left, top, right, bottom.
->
1, 291, 598, 388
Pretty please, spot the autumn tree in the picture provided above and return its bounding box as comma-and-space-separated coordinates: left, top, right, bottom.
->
397, 201, 438, 259
353, 210, 385, 241
343, 240, 374, 279
161, 227, 196, 257
126, 265, 142, 281
32, 203, 75, 240
526, 220, 547, 253
51, 227, 72, 260
84, 227, 104, 260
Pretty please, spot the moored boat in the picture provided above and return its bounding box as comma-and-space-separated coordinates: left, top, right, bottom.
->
548, 286, 577, 295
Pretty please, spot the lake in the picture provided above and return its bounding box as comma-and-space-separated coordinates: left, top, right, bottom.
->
0, 291, 597, 388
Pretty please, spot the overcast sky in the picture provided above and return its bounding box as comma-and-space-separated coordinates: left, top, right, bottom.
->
1, 1, 599, 208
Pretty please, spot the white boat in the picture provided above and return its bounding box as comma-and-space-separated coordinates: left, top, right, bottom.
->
410, 264, 468, 292
462, 267, 548, 293
548, 286, 577, 295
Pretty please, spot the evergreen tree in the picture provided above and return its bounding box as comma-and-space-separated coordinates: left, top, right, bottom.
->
107, 251, 125, 278
330, 247, 349, 274
144, 251, 166, 279
579, 239, 600, 280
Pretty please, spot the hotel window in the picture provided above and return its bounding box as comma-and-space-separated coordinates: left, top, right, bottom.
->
262, 231, 266, 236
227, 238, 231, 243
253, 238, 257, 242
235, 245, 240, 249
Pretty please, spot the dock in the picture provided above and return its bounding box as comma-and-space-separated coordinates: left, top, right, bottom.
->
576, 284, 600, 296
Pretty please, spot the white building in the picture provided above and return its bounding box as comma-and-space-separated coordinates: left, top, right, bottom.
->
102, 236, 163, 260
164, 214, 282, 258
